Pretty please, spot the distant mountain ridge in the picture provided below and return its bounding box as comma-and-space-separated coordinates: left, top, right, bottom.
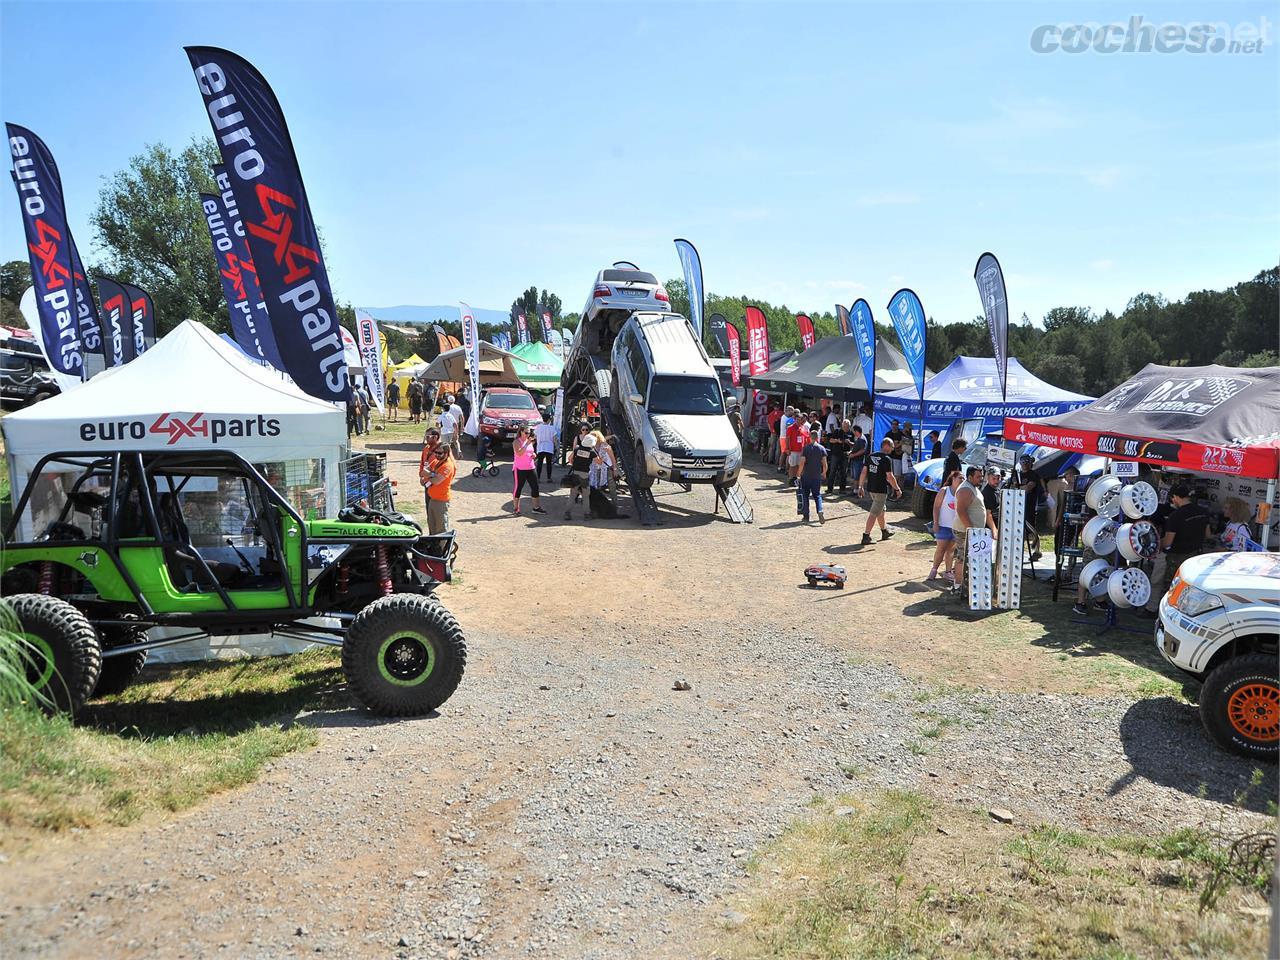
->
364, 304, 510, 327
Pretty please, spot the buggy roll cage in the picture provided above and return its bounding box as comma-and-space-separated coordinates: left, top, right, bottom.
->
3, 449, 308, 619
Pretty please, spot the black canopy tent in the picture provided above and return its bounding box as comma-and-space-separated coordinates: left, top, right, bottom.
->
744, 336, 922, 403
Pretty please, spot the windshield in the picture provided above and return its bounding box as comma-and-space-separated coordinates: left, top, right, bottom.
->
484, 392, 536, 411
602, 269, 658, 285
648, 376, 724, 416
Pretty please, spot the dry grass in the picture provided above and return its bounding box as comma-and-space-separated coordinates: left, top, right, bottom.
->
719, 790, 1271, 959
0, 648, 343, 849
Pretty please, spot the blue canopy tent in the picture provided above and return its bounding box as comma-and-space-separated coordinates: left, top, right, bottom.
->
874, 356, 1093, 453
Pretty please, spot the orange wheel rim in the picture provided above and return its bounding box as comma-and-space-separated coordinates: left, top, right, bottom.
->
1227, 683, 1280, 742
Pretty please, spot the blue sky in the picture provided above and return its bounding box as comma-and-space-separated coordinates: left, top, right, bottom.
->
2, 1, 1276, 327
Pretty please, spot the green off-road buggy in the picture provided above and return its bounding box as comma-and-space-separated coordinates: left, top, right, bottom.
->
1, 450, 465, 716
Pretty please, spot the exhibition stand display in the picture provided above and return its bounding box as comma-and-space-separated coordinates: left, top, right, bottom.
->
1005, 363, 1280, 547
876, 355, 1092, 448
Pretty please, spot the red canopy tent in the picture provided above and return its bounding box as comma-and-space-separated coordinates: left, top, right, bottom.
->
1004, 363, 1280, 545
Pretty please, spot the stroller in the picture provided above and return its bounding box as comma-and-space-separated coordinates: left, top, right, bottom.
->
471, 434, 500, 478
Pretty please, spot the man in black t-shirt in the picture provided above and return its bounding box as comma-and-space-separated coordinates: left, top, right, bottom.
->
927, 430, 942, 460
858, 438, 902, 544
824, 421, 849, 493
1143, 483, 1211, 614
944, 438, 967, 479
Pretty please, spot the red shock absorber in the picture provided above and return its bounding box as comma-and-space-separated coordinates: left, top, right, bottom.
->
37, 561, 55, 595
336, 562, 350, 595
375, 546, 393, 596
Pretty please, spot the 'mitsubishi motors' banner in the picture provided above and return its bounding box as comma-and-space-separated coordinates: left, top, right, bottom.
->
354, 308, 386, 413
849, 298, 876, 398
6, 123, 84, 377
94, 277, 135, 367
974, 252, 1009, 402
460, 302, 481, 435
726, 321, 741, 387
886, 288, 928, 420
745, 305, 770, 376
186, 46, 346, 403
673, 238, 704, 338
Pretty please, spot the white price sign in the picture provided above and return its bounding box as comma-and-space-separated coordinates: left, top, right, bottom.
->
1111, 461, 1140, 478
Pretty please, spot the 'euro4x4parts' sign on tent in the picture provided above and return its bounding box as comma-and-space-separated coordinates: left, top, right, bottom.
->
1003, 363, 1280, 479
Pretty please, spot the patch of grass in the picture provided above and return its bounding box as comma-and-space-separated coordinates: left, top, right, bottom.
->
720, 792, 1271, 959
0, 648, 341, 847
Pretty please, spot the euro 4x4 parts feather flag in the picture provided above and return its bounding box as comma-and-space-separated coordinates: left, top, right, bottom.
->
186, 46, 346, 402
94, 276, 135, 366
974, 252, 1009, 402
849, 298, 876, 399
212, 163, 284, 369
202, 190, 268, 361
886, 289, 928, 427
121, 281, 155, 355
673, 238, 704, 339
539, 304, 554, 343
355, 308, 386, 413
6, 123, 91, 378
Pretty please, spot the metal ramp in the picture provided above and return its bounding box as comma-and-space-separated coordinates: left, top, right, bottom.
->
714, 482, 753, 524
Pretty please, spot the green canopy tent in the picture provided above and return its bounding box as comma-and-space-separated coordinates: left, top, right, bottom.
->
509, 341, 563, 391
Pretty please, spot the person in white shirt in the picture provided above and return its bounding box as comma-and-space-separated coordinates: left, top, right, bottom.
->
434, 406, 456, 450
445, 395, 464, 458
824, 407, 840, 435
533, 412, 558, 481
852, 405, 873, 440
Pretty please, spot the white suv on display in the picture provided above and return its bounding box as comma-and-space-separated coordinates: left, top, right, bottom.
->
1155, 550, 1279, 759
610, 312, 741, 489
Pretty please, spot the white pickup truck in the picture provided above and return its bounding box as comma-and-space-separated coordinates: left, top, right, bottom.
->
1155, 550, 1279, 759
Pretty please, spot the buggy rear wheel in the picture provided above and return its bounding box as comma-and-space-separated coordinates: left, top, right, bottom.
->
7, 594, 101, 714
92, 623, 148, 699
342, 594, 467, 717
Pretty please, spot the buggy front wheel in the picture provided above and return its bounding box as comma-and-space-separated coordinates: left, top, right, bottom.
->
342, 594, 467, 717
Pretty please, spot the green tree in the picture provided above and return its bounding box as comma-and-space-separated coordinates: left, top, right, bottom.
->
92, 138, 224, 336
1033, 354, 1086, 393
0, 259, 31, 328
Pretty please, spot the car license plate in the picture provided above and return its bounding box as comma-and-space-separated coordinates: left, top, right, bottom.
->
504, 431, 516, 438
620, 288, 646, 297
683, 469, 714, 479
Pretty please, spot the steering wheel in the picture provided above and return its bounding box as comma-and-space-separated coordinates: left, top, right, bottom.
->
41, 521, 86, 541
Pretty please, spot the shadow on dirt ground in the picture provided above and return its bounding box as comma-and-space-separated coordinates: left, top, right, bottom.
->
1115, 697, 1278, 815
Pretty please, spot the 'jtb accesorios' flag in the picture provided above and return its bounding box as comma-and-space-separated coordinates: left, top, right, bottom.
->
974, 252, 1010, 402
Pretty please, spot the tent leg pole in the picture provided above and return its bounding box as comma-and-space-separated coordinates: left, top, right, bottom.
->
1263, 477, 1277, 550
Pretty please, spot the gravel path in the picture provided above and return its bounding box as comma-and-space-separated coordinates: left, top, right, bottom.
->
0, 455, 1272, 958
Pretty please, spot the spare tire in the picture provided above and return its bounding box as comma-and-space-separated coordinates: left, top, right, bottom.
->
8, 593, 101, 715
343, 594, 467, 716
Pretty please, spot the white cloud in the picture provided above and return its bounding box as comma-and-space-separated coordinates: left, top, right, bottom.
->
1091, 259, 1115, 272
825, 280, 866, 291
857, 191, 921, 207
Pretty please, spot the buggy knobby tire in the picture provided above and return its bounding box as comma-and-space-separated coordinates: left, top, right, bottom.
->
1199, 653, 1279, 761
343, 594, 466, 716
8, 593, 101, 715
92, 624, 148, 699
911, 484, 931, 521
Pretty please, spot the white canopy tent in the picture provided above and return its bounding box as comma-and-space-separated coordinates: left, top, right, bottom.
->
3, 319, 347, 538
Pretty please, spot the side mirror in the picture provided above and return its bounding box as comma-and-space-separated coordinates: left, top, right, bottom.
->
629, 393, 644, 405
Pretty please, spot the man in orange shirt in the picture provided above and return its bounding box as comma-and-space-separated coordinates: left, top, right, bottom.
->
419, 427, 456, 534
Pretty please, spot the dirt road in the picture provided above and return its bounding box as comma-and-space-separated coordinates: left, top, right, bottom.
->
0, 442, 1272, 958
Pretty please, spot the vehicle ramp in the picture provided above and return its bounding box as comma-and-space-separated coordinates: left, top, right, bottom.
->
714, 481, 753, 524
